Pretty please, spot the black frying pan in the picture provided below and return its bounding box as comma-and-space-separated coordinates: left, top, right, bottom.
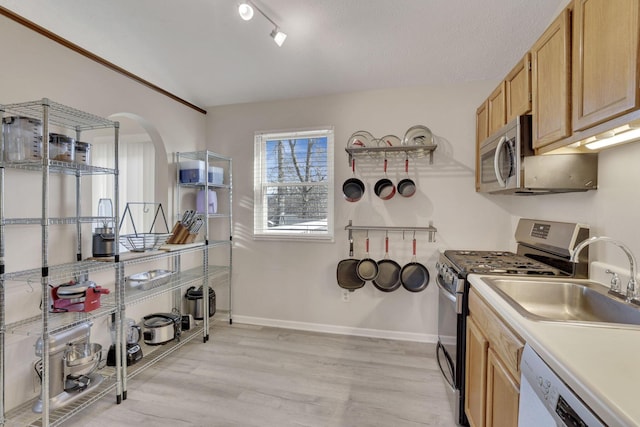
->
372, 235, 401, 292
343, 159, 365, 202
357, 235, 379, 281
336, 238, 365, 290
401, 238, 430, 292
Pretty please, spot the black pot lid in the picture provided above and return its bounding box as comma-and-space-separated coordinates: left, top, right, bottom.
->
143, 316, 173, 328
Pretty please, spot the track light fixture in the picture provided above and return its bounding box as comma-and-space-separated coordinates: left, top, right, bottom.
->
238, 1, 287, 47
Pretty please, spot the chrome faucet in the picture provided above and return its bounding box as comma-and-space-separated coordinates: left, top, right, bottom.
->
571, 236, 638, 303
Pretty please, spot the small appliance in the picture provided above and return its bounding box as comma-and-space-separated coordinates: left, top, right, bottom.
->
478, 115, 598, 194
185, 285, 216, 320
50, 280, 110, 313
32, 322, 104, 413
107, 317, 143, 366
142, 312, 181, 345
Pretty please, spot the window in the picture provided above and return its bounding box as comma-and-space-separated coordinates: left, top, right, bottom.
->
254, 128, 334, 240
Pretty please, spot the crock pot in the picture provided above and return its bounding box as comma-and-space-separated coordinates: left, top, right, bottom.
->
142, 313, 181, 345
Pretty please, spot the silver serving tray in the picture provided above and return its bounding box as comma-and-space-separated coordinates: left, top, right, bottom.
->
125, 270, 174, 291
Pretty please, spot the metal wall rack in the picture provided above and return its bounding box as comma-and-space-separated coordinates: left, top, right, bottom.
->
345, 144, 438, 165
345, 220, 438, 243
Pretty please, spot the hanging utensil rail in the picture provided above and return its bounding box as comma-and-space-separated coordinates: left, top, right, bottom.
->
344, 220, 437, 243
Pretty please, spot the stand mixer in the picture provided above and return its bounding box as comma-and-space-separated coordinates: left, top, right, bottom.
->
32, 322, 104, 413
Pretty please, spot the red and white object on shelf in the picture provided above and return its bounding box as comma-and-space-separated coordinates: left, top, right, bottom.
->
50, 280, 110, 313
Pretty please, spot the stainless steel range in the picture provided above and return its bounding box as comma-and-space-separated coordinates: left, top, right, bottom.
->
435, 218, 590, 426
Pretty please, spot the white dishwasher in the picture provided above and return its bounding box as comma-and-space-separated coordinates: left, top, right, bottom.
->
518, 345, 606, 427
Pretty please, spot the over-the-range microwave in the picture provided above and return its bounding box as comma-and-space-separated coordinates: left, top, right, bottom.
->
478, 115, 598, 195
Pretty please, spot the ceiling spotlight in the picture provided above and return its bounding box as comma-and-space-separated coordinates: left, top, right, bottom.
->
271, 28, 287, 47
239, 1, 287, 46
238, 2, 254, 21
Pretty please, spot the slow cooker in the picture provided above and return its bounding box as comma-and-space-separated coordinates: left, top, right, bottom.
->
142, 313, 181, 345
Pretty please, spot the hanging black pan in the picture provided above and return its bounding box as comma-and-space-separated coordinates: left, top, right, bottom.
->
357, 234, 379, 281
372, 233, 402, 292
336, 238, 365, 290
400, 237, 430, 292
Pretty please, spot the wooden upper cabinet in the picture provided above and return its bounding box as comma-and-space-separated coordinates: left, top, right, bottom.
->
573, 0, 640, 131
488, 82, 507, 135
475, 101, 489, 191
531, 8, 572, 149
506, 53, 532, 122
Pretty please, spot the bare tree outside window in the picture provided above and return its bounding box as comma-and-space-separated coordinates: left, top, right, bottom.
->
254, 129, 334, 240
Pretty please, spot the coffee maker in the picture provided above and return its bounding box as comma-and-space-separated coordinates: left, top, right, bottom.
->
32, 322, 104, 413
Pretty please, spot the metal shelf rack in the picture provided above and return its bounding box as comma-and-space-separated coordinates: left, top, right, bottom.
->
345, 144, 438, 165
0, 98, 120, 426
175, 151, 233, 336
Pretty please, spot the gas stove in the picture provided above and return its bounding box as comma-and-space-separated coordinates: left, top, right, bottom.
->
443, 250, 564, 276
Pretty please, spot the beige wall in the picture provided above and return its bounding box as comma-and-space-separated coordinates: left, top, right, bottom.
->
206, 83, 514, 340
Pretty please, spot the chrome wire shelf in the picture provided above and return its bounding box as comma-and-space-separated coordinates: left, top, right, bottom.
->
3, 216, 117, 226
4, 369, 117, 427
0, 160, 116, 176
5, 299, 117, 336
126, 325, 205, 381
0, 99, 117, 131
3, 260, 116, 283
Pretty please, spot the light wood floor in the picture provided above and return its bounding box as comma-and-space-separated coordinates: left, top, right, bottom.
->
62, 323, 456, 426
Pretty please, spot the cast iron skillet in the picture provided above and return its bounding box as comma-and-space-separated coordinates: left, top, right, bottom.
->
372, 235, 402, 292
337, 238, 365, 290
400, 238, 430, 292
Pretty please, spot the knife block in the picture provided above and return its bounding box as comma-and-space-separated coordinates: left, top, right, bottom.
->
166, 222, 197, 244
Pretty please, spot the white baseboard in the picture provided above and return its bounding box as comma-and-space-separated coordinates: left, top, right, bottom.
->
231, 315, 438, 343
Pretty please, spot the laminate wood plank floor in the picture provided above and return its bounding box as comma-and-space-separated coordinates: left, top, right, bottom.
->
61, 323, 455, 426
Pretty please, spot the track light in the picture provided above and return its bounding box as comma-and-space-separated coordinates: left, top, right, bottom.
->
238, 1, 287, 47
238, 3, 254, 21
270, 28, 287, 47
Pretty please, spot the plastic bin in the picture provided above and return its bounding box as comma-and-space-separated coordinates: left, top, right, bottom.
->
208, 166, 224, 185
179, 160, 205, 183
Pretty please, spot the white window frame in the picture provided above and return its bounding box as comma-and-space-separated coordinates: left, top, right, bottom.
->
253, 127, 334, 241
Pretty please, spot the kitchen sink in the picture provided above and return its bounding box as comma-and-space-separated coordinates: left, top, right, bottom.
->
484, 277, 640, 328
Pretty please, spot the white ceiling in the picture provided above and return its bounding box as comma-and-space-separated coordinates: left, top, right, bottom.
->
0, 0, 564, 110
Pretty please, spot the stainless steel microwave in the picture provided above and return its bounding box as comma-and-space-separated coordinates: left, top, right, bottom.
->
478, 115, 598, 194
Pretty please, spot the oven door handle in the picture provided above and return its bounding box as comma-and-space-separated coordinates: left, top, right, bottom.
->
437, 277, 463, 314
436, 341, 456, 390
493, 135, 507, 188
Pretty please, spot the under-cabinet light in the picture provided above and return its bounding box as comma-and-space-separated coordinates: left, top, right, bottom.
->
585, 127, 640, 150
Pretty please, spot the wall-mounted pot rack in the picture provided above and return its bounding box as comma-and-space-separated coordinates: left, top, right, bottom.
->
345, 220, 437, 243
345, 144, 437, 165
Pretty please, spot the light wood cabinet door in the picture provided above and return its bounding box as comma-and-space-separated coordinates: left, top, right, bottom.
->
573, 0, 640, 131
531, 8, 572, 149
465, 316, 489, 427
488, 83, 506, 136
475, 101, 489, 191
486, 348, 520, 427
506, 53, 532, 122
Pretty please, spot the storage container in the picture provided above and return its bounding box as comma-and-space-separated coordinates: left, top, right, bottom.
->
74, 141, 91, 165
49, 133, 75, 162
196, 189, 217, 214
208, 166, 224, 185
2, 116, 42, 162
179, 160, 205, 183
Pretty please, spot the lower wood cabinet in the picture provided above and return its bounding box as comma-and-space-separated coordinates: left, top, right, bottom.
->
466, 288, 524, 427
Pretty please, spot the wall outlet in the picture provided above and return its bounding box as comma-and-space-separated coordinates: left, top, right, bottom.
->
342, 289, 350, 302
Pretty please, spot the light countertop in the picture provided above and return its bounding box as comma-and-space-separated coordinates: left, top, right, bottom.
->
468, 274, 640, 427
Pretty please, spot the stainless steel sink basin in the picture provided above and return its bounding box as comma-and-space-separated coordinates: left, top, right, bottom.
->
484, 277, 640, 328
